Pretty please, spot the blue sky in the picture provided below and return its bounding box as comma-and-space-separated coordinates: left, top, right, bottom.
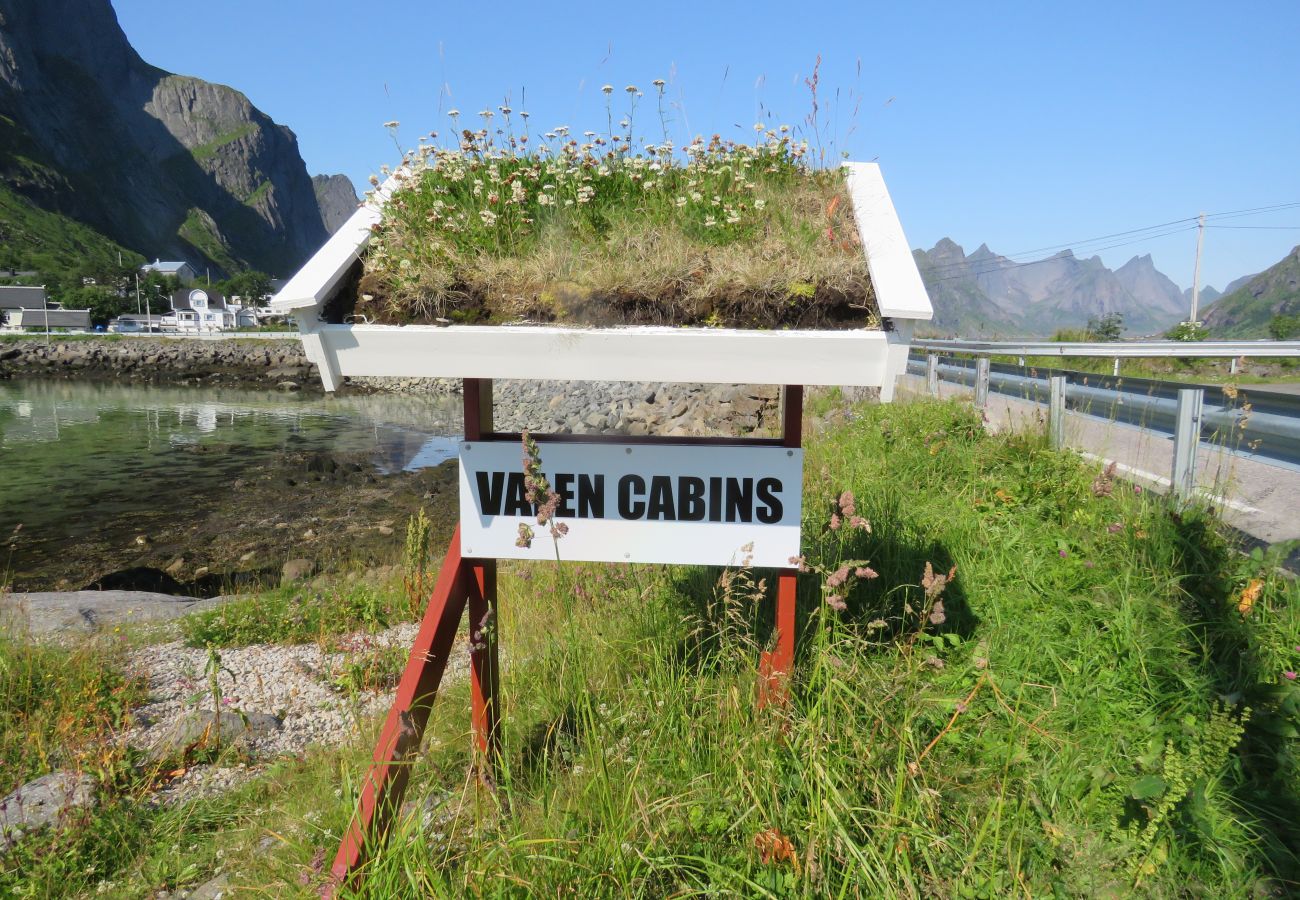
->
113, 0, 1299, 292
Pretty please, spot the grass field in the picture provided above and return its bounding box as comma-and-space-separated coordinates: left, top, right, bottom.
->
2, 397, 1297, 897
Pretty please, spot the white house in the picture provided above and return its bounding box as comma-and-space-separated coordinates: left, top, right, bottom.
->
142, 259, 198, 286
167, 287, 258, 332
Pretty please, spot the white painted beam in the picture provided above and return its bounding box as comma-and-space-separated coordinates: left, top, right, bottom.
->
316, 324, 892, 387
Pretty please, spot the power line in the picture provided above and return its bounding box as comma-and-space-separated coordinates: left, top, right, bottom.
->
1204, 200, 1300, 219
919, 201, 1300, 278
1207, 224, 1300, 230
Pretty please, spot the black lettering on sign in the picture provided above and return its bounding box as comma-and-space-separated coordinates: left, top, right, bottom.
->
618, 474, 646, 519
756, 477, 783, 523
708, 476, 723, 522
477, 470, 532, 516
506, 472, 532, 516
578, 474, 604, 518
475, 471, 506, 515
678, 476, 706, 521
554, 473, 575, 517
647, 475, 675, 520
725, 477, 753, 523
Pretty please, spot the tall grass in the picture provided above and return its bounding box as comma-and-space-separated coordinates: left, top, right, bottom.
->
2, 399, 1297, 897
339, 399, 1300, 897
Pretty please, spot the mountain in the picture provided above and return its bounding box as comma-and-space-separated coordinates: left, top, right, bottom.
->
1202, 246, 1300, 337
1182, 285, 1221, 308
914, 240, 1191, 337
313, 175, 360, 234
0, 0, 351, 278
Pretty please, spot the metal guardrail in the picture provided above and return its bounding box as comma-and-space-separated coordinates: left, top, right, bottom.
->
906, 354, 1300, 489
912, 338, 1300, 359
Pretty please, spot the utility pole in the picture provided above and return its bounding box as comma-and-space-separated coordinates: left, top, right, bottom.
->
1190, 212, 1206, 323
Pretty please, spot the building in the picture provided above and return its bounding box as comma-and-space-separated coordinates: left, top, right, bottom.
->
4, 308, 93, 332
0, 285, 48, 311
167, 287, 258, 332
141, 259, 198, 286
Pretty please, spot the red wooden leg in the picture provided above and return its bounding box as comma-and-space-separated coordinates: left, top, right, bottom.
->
331, 526, 469, 885
467, 559, 501, 780
758, 568, 798, 707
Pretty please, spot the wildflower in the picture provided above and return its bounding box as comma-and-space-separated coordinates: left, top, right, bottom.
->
829, 512, 841, 530
855, 566, 878, 579
1286, 671, 1298, 681
826, 594, 847, 612
479, 209, 498, 226
625, 84, 637, 93
848, 516, 871, 531
447, 108, 460, 117
499, 105, 512, 115
928, 600, 946, 625
921, 562, 955, 600
601, 84, 614, 94
478, 109, 494, 118
1084, 560, 1095, 569
1107, 522, 1123, 534
1133, 484, 1143, 495
653, 78, 666, 88
675, 196, 687, 208
515, 523, 534, 549
755, 198, 766, 210
367, 174, 380, 186
383, 120, 399, 128
924, 656, 945, 670
826, 565, 851, 589
1237, 579, 1264, 617
1058, 549, 1068, 558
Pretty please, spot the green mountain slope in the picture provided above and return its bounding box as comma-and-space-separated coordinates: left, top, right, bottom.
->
0, 182, 142, 285
1202, 246, 1300, 338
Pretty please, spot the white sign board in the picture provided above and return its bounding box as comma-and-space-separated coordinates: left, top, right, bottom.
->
459, 441, 803, 567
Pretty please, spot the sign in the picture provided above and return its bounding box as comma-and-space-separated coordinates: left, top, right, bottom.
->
459, 441, 803, 567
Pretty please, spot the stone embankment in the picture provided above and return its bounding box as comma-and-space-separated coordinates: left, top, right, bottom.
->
1, 337, 785, 434
0, 337, 315, 388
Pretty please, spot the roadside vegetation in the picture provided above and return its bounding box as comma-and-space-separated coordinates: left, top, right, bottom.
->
358, 82, 875, 329
2, 397, 1297, 897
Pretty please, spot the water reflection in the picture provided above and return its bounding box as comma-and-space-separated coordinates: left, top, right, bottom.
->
0, 379, 462, 548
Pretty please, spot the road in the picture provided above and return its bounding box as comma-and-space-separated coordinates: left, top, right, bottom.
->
897, 374, 1300, 561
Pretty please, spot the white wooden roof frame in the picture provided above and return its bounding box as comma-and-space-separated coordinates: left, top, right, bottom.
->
273, 162, 932, 398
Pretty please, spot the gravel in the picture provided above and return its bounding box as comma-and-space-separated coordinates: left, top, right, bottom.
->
124, 622, 470, 802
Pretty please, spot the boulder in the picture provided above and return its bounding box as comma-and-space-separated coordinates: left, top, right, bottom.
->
281, 558, 315, 584
147, 710, 283, 760
0, 591, 232, 639
0, 772, 97, 849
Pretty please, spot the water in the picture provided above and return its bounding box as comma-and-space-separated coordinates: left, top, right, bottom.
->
0, 379, 462, 585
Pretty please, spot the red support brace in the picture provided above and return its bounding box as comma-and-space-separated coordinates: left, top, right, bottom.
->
758, 385, 803, 707
467, 558, 501, 778
330, 526, 470, 885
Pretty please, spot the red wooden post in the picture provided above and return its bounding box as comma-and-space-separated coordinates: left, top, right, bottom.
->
467, 559, 501, 777
759, 385, 803, 707
331, 527, 470, 884
462, 377, 502, 778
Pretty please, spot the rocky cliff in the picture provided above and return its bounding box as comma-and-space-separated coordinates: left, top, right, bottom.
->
312, 175, 360, 234
0, 0, 341, 277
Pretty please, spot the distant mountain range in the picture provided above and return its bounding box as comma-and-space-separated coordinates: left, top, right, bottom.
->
1203, 246, 1300, 337
913, 239, 1213, 337
0, 0, 357, 279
